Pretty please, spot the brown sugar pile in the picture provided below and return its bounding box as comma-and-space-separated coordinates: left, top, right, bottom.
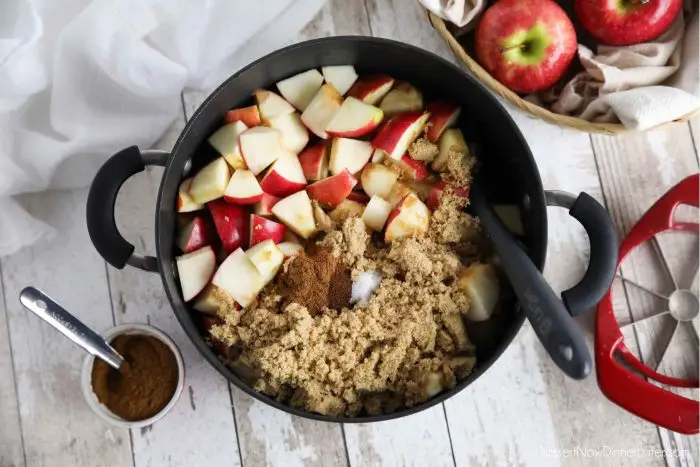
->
408, 137, 438, 162
444, 145, 475, 187
211, 197, 482, 416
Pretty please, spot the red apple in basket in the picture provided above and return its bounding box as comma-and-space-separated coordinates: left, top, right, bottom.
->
249, 214, 286, 247
475, 0, 577, 94
306, 169, 358, 208
574, 0, 682, 46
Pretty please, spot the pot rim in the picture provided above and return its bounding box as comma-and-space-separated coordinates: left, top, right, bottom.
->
156, 36, 546, 423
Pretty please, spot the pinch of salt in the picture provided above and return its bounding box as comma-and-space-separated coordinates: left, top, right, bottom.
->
350, 270, 381, 305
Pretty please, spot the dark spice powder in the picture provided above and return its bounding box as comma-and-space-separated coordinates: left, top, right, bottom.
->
91, 334, 178, 421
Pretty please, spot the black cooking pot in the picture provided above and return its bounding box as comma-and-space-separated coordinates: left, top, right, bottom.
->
86, 37, 618, 422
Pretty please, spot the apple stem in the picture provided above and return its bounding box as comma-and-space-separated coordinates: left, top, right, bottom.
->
499, 44, 527, 54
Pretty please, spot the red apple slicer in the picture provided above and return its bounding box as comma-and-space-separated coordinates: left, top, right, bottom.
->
596, 174, 699, 435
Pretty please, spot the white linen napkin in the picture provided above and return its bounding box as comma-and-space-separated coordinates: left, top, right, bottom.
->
0, 0, 326, 257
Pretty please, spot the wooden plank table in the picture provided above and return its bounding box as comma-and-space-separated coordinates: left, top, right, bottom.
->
1, 1, 698, 466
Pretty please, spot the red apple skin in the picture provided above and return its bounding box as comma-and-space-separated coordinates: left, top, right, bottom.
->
347, 191, 370, 204
298, 143, 329, 181
306, 170, 358, 208
249, 214, 287, 247
425, 101, 461, 143
208, 200, 249, 253
258, 166, 307, 198
253, 193, 281, 217
427, 180, 470, 211
225, 105, 261, 127
347, 75, 395, 104
223, 192, 263, 205
372, 111, 428, 159
399, 154, 430, 181
475, 0, 577, 94
178, 216, 213, 253
574, 0, 681, 46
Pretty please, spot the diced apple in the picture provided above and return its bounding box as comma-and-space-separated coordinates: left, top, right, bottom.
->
398, 154, 430, 181
328, 199, 366, 222
326, 97, 383, 138
347, 74, 395, 105
258, 152, 307, 197
300, 84, 343, 139
271, 190, 317, 239
189, 157, 231, 204
384, 193, 430, 242
212, 248, 264, 308
372, 111, 430, 160
329, 138, 373, 175
225, 105, 261, 127
176, 246, 216, 301
278, 241, 304, 258
427, 180, 469, 211
425, 100, 461, 143
312, 200, 335, 232
283, 229, 302, 244
298, 143, 329, 181
239, 126, 286, 175
306, 169, 358, 208
433, 128, 468, 172
193, 284, 238, 316
208, 121, 248, 169
253, 193, 281, 217
404, 179, 433, 201
379, 82, 423, 117
371, 148, 386, 163
245, 239, 284, 284
276, 69, 324, 111
254, 89, 295, 122
177, 216, 213, 253
493, 205, 524, 236
223, 169, 263, 205
361, 195, 392, 232
177, 178, 203, 213
321, 65, 358, 95
387, 181, 414, 207
266, 112, 309, 154
249, 214, 286, 247
458, 262, 500, 321
360, 163, 398, 199
208, 200, 248, 253
347, 191, 370, 204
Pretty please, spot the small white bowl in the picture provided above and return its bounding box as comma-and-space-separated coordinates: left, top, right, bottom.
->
80, 323, 185, 428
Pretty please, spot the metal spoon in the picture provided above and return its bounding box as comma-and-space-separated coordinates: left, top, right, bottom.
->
19, 287, 125, 370
470, 183, 592, 380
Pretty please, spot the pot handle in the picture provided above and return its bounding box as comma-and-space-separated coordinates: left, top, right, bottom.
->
86, 146, 168, 272
545, 191, 619, 317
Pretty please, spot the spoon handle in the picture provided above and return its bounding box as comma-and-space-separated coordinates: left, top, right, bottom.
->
19, 287, 124, 370
471, 187, 592, 380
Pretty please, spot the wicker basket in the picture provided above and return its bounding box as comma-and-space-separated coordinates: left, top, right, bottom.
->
427, 10, 700, 135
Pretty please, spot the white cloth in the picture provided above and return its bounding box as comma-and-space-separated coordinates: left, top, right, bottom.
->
0, 0, 326, 256
419, 0, 485, 30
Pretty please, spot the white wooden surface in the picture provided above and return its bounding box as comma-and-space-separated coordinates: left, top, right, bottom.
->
1, 1, 698, 466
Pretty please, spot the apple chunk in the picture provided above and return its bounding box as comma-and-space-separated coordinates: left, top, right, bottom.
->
329, 138, 373, 175
328, 199, 366, 222
306, 169, 358, 208
249, 214, 286, 247
254, 89, 295, 122
225, 105, 261, 127
239, 126, 286, 175
177, 216, 213, 253
384, 193, 430, 242
224, 169, 263, 205
271, 190, 317, 239
298, 143, 329, 181
361, 195, 392, 232
433, 128, 468, 172
427, 180, 470, 211
326, 97, 383, 138
177, 178, 203, 213
300, 84, 343, 139
278, 241, 304, 258
425, 100, 461, 143
193, 284, 238, 316
258, 152, 307, 197
360, 163, 399, 199
276, 69, 324, 111
372, 111, 429, 160
458, 262, 500, 321
253, 193, 281, 217
347, 74, 395, 105
208, 200, 248, 253
387, 181, 415, 207
208, 121, 248, 169
189, 157, 231, 204
212, 248, 264, 308
245, 239, 284, 285
347, 191, 370, 204
176, 246, 216, 301
379, 82, 423, 117
266, 112, 309, 154
321, 65, 358, 95
397, 154, 430, 181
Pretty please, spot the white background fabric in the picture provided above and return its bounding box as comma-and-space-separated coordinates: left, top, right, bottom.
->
0, 0, 326, 256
